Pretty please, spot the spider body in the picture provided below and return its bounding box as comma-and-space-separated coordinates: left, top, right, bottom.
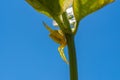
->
43, 22, 69, 64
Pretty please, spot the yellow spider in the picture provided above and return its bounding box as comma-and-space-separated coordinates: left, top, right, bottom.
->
43, 22, 69, 64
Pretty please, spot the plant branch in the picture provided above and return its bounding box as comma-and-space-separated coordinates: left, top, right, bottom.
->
62, 12, 71, 31
73, 21, 79, 35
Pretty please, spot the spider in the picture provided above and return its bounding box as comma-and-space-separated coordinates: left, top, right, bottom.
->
43, 22, 69, 64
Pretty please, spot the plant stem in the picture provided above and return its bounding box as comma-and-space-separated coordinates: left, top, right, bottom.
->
65, 33, 78, 80
54, 15, 78, 80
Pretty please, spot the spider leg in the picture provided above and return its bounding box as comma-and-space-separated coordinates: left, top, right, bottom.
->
58, 44, 69, 64
43, 21, 53, 32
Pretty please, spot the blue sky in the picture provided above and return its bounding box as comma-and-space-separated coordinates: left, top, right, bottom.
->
0, 0, 120, 80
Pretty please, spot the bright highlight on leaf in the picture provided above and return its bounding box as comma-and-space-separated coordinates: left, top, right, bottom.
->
43, 22, 69, 64
73, 0, 114, 22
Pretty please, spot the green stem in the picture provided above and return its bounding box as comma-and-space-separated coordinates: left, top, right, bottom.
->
62, 12, 71, 31
65, 33, 78, 80
54, 15, 78, 80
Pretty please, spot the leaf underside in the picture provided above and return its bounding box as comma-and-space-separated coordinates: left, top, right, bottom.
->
73, 0, 114, 22
26, 0, 73, 18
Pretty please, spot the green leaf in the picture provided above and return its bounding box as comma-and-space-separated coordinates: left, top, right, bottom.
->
26, 0, 73, 18
73, 0, 114, 22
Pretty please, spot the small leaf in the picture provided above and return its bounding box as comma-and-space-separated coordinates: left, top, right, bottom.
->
26, 0, 73, 18
73, 0, 114, 22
